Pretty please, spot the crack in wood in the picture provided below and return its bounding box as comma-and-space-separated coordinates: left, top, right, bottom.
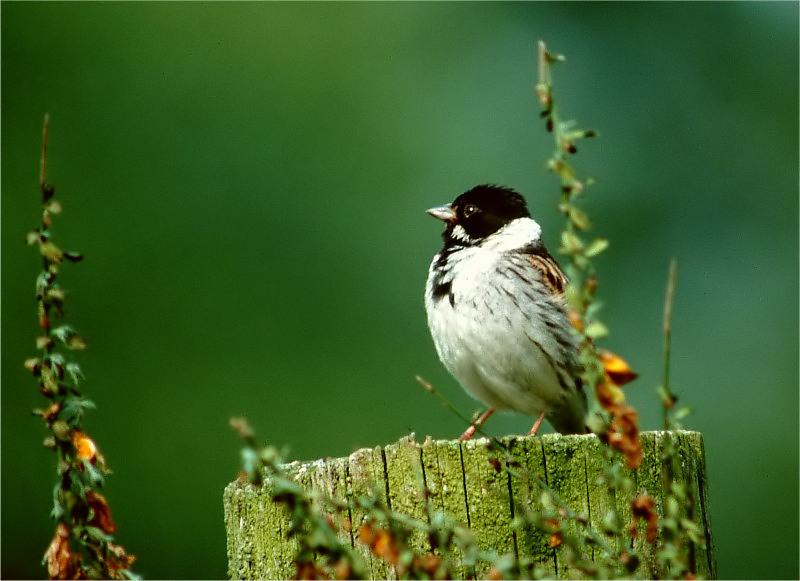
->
538, 438, 559, 577
380, 446, 392, 512
583, 450, 595, 564
457, 443, 472, 530
344, 462, 356, 550
505, 441, 520, 563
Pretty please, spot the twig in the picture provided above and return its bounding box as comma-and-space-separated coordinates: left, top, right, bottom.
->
660, 259, 679, 429
40, 113, 49, 189
413, 375, 495, 442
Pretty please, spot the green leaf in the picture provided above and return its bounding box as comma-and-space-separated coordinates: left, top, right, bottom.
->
45, 200, 63, 215
51, 326, 87, 350
272, 478, 304, 499
84, 525, 113, 544
585, 301, 604, 320
66, 362, 85, 386
584, 238, 609, 258
258, 446, 279, 466
240, 448, 259, 482
559, 230, 584, 255
665, 496, 680, 519
80, 458, 106, 488
63, 396, 95, 424
670, 481, 688, 500
47, 354, 66, 381
658, 385, 677, 407
568, 207, 591, 230
51, 482, 65, 520
584, 320, 609, 339
41, 365, 60, 394
24, 357, 42, 375
680, 518, 706, 545
120, 569, 141, 581
673, 406, 693, 421
40, 241, 63, 262
52, 420, 71, 441
51, 325, 76, 342
36, 272, 52, 298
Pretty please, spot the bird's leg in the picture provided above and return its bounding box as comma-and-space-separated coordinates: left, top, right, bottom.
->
459, 409, 495, 441
527, 409, 547, 437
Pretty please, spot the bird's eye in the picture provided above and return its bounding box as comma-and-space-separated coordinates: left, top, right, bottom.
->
463, 204, 479, 218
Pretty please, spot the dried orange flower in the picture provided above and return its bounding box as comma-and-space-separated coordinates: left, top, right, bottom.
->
631, 493, 658, 543
44, 523, 83, 580
599, 349, 639, 386
549, 532, 563, 548
73, 431, 97, 462
87, 491, 117, 535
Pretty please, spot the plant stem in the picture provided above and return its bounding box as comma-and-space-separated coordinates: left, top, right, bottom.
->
40, 114, 50, 189
661, 259, 678, 430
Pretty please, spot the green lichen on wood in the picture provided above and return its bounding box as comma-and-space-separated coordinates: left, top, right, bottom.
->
460, 436, 518, 578
224, 476, 298, 580
507, 435, 553, 576
348, 445, 394, 580
418, 438, 472, 578
223, 430, 714, 580
383, 436, 430, 553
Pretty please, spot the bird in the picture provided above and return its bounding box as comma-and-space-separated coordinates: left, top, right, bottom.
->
424, 184, 587, 440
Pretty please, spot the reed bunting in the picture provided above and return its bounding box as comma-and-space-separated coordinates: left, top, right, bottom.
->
424, 185, 587, 440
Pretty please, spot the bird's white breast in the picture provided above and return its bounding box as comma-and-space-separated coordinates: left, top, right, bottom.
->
425, 218, 574, 416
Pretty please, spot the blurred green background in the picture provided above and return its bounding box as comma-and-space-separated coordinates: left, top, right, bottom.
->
2, 3, 797, 579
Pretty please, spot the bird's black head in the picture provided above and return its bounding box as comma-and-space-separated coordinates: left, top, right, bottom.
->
428, 185, 531, 245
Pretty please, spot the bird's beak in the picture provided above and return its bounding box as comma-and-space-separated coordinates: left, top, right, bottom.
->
426, 204, 457, 223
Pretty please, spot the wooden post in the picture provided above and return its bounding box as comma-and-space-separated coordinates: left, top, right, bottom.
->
223, 431, 714, 579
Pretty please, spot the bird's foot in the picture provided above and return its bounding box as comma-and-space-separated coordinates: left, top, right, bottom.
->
526, 409, 547, 437
459, 408, 495, 441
